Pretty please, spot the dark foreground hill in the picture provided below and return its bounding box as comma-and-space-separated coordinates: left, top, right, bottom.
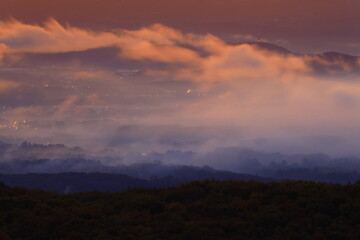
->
0, 171, 273, 193
1, 180, 360, 240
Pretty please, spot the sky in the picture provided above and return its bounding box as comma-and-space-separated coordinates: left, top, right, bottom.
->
0, 0, 360, 166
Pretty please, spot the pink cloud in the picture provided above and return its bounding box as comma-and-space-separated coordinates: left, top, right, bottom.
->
0, 80, 19, 92
0, 19, 120, 54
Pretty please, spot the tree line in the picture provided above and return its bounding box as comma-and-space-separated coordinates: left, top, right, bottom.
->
1, 180, 360, 239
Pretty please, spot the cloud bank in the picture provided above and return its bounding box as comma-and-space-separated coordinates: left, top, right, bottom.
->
1, 19, 360, 158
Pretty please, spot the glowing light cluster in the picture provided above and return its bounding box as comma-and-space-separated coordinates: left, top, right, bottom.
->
0, 120, 30, 130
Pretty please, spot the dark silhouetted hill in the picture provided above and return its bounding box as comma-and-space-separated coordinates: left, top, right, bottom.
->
1, 180, 360, 239
0, 170, 274, 193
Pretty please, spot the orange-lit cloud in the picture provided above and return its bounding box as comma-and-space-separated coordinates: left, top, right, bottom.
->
0, 43, 9, 64
0, 19, 120, 54
0, 19, 310, 79
0, 80, 19, 92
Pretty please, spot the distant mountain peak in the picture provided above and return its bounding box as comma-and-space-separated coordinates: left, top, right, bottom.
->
244, 42, 293, 55
240, 42, 360, 74
316, 51, 359, 63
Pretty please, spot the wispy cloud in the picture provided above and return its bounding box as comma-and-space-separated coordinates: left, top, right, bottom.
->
0, 80, 19, 92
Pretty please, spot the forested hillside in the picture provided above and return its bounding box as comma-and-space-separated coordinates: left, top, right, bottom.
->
1, 180, 360, 239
